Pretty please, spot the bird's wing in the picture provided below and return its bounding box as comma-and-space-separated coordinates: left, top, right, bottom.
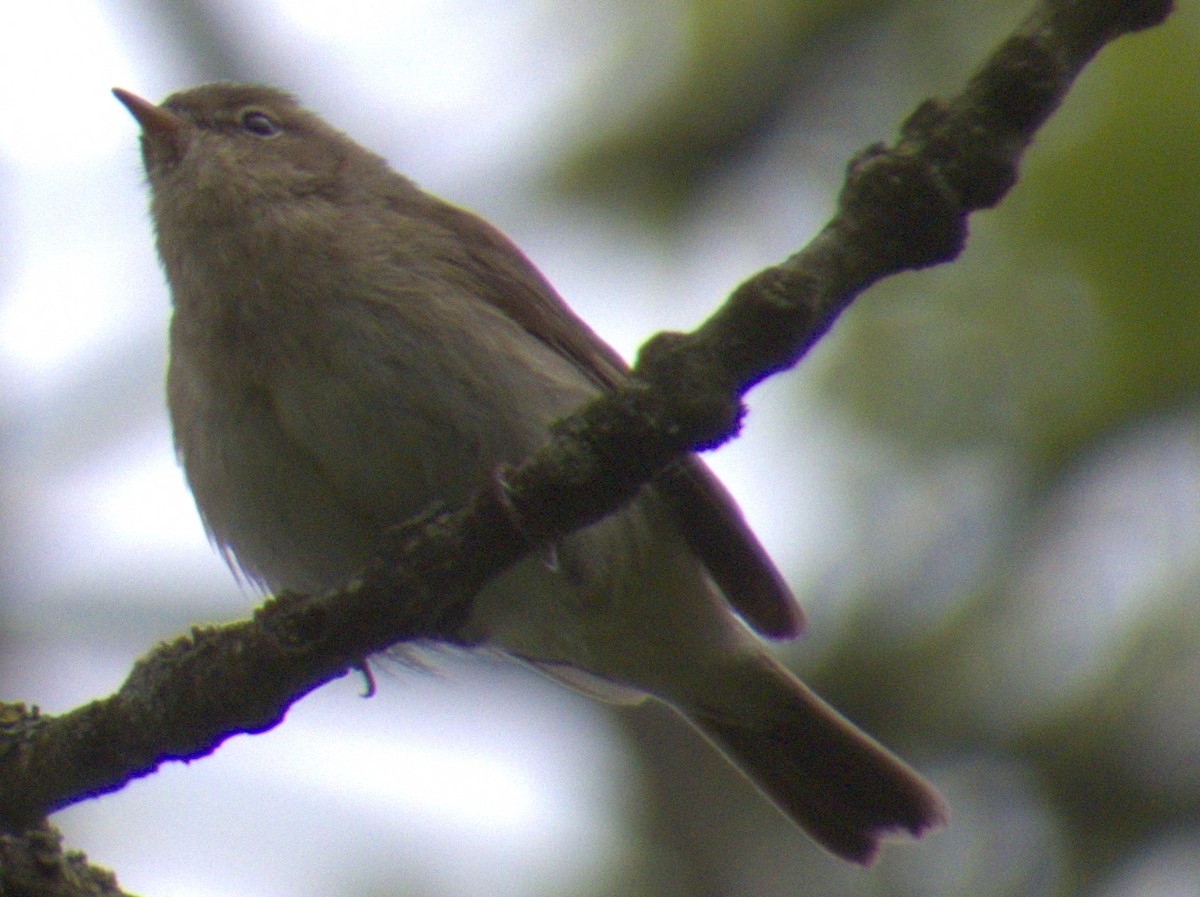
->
419, 195, 802, 638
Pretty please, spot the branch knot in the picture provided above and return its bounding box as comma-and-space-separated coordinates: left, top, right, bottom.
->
840, 144, 967, 271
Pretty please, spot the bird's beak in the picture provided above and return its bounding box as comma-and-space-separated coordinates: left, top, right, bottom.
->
112, 88, 183, 138
113, 88, 188, 166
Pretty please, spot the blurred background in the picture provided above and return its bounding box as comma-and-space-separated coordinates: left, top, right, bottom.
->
1, 0, 1198, 895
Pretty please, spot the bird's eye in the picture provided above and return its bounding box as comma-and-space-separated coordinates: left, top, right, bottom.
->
240, 110, 280, 138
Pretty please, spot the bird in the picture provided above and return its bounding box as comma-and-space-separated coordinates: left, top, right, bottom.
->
113, 82, 945, 863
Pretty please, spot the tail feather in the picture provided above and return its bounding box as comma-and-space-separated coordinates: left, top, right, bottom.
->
684, 662, 946, 864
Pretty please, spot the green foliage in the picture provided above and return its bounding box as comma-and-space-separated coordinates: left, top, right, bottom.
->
555, 0, 903, 216
817, 7, 1200, 473
1019, 9, 1200, 429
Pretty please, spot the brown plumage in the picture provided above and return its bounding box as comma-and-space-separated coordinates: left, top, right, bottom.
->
115, 83, 945, 862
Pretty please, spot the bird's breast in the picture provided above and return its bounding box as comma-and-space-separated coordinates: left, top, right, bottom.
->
165, 275, 599, 593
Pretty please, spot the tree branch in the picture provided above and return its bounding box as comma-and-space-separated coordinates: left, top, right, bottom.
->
0, 0, 1172, 839
0, 822, 128, 897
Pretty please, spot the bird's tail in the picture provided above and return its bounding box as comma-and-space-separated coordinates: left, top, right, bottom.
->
682, 657, 946, 864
